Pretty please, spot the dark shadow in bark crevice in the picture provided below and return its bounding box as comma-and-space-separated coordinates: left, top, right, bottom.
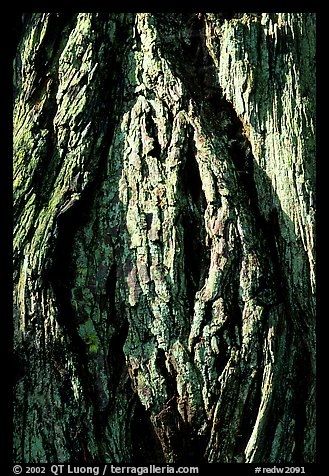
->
180, 129, 210, 315
131, 397, 166, 464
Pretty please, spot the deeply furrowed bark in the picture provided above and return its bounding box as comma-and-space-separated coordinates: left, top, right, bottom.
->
13, 13, 315, 464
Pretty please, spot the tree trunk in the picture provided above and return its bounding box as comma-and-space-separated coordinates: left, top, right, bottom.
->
13, 13, 316, 464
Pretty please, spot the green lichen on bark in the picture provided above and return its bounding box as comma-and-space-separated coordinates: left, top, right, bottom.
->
13, 13, 315, 464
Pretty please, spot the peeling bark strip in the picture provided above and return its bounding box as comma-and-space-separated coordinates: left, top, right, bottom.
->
13, 13, 315, 464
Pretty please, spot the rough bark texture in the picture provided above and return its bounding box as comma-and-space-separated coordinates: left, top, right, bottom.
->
13, 13, 315, 464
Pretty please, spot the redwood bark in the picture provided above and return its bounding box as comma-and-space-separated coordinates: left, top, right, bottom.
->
13, 13, 315, 464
